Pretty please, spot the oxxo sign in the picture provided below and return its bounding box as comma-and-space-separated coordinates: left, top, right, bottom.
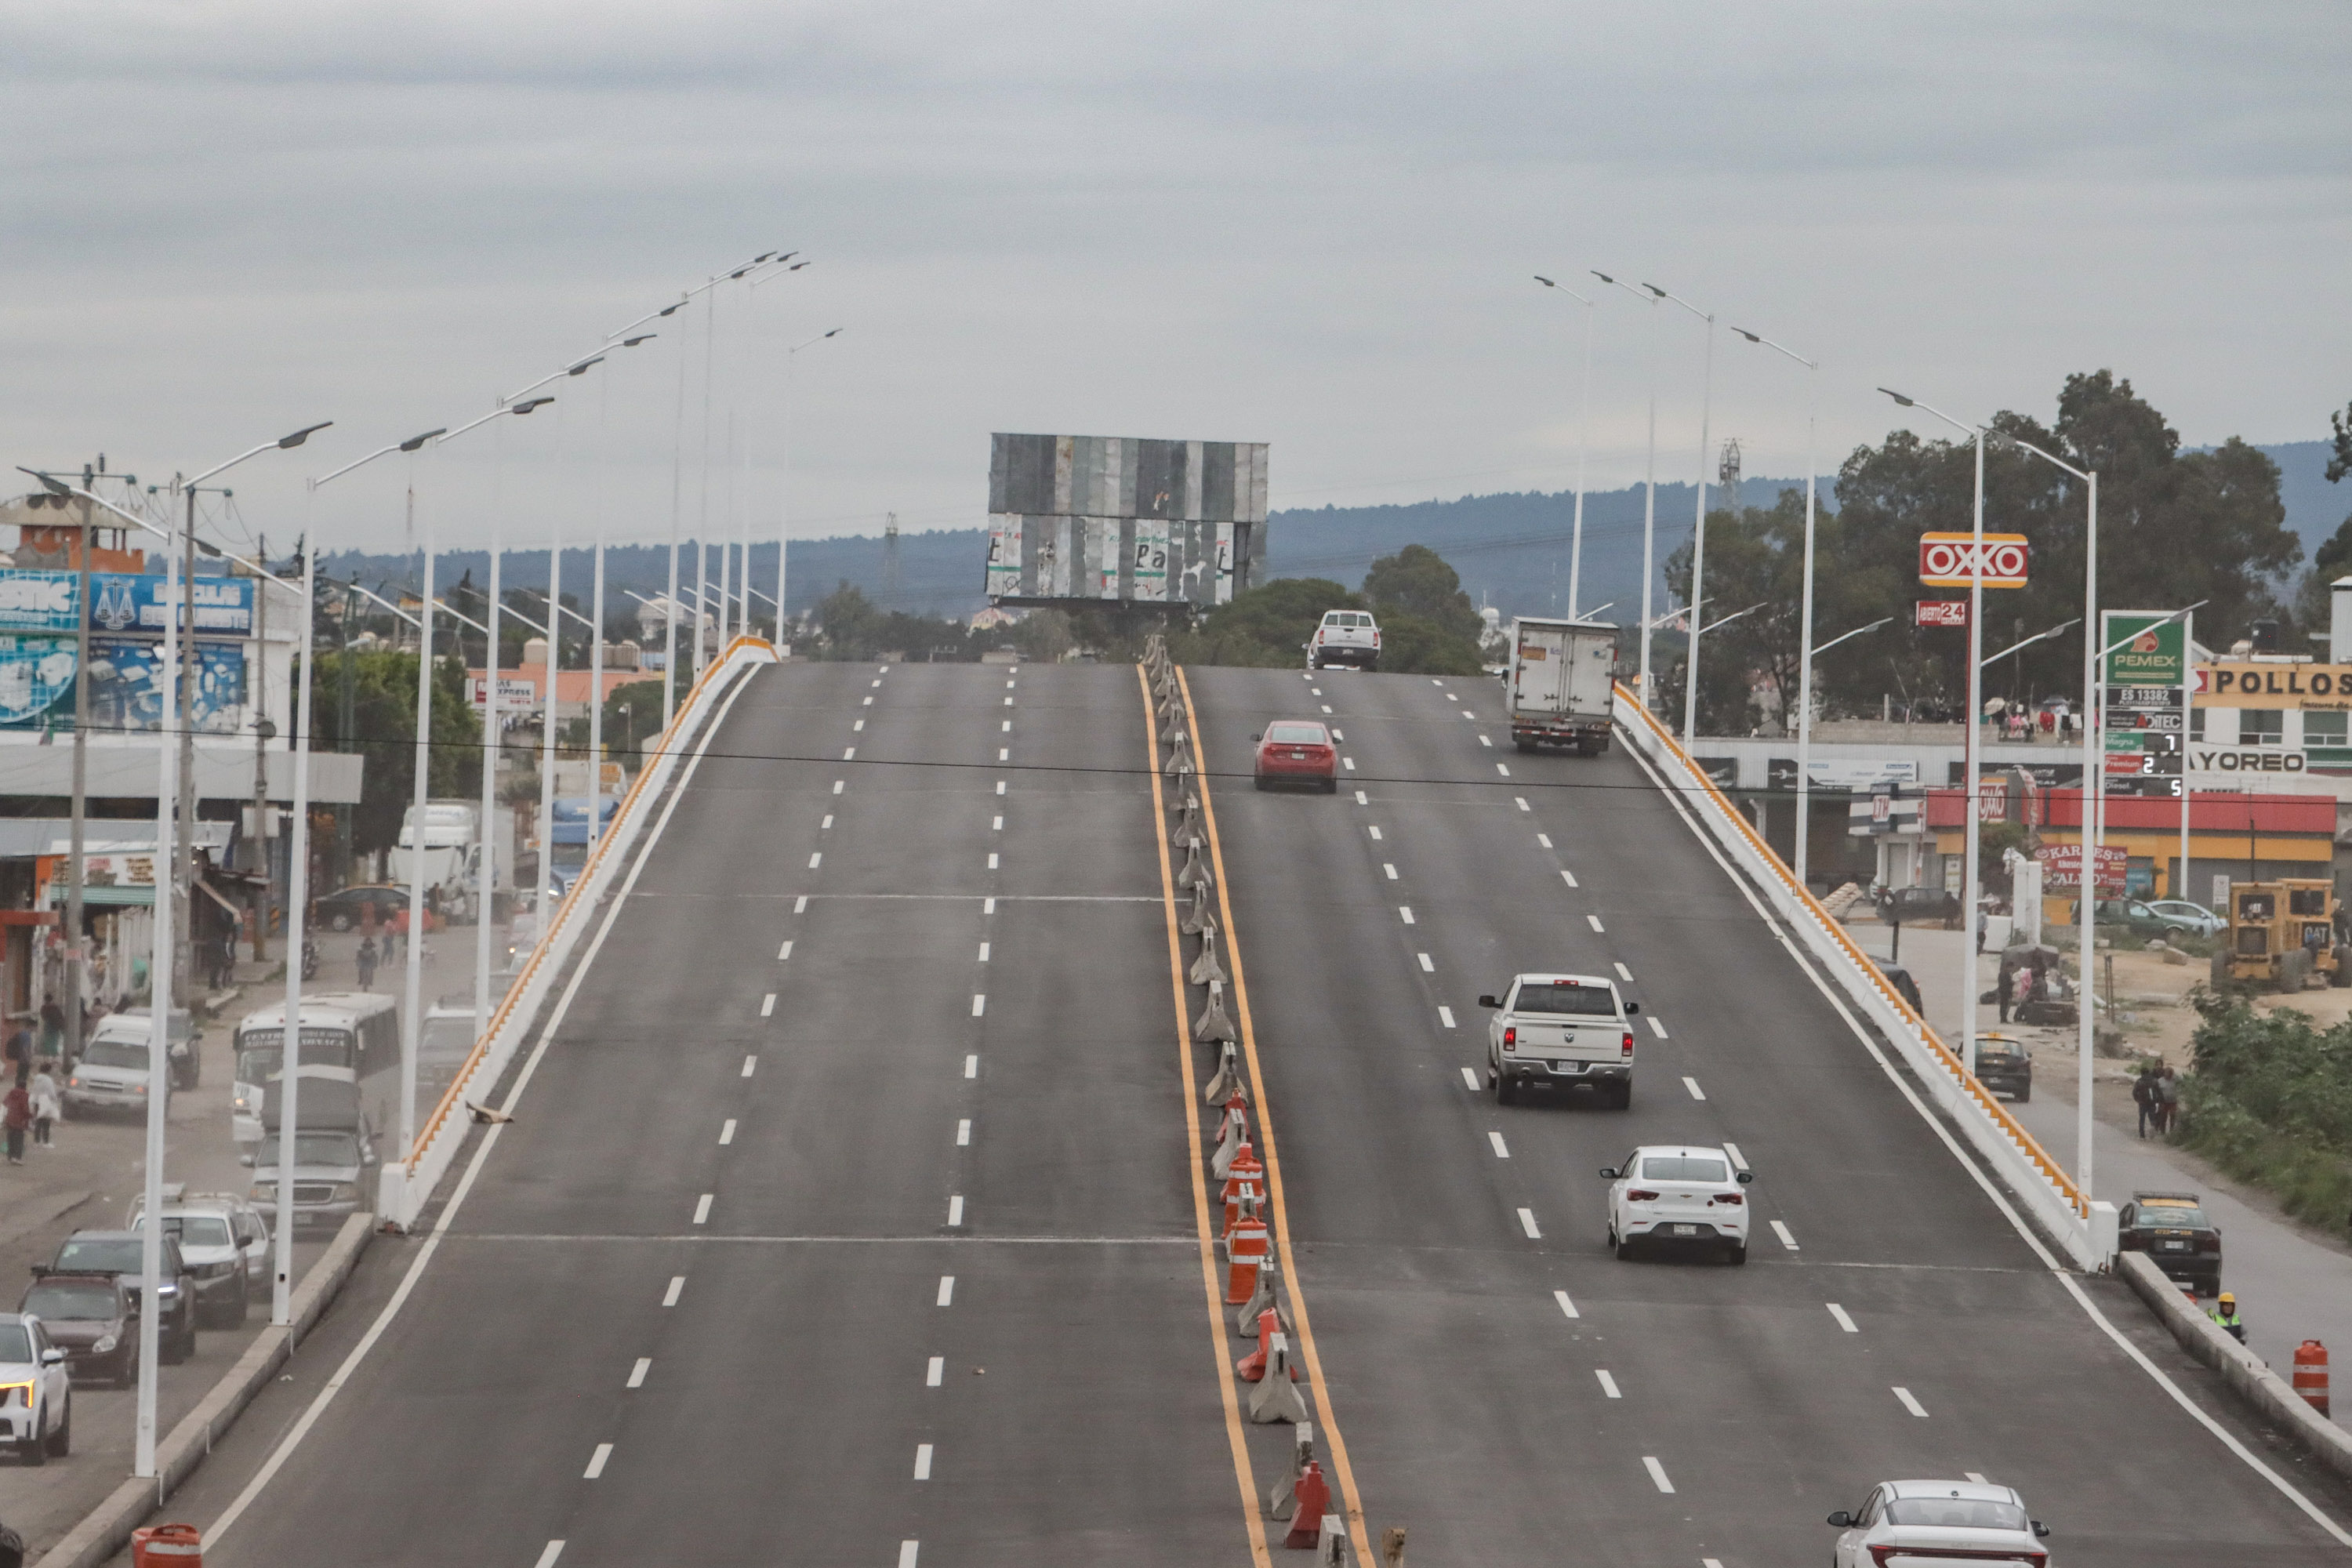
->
1918, 533, 2029, 590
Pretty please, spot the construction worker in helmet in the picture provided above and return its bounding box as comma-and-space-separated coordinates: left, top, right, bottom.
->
2210, 1291, 2245, 1343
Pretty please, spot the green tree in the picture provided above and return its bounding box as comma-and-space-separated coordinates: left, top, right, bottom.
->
1363, 544, 1483, 642
603, 679, 667, 760
304, 649, 481, 856
1374, 611, 1488, 676
1171, 578, 1359, 668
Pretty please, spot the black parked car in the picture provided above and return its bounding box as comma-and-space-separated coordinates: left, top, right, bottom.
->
18, 1273, 137, 1385
36, 1231, 198, 1363
2118, 1190, 2223, 1296
1873, 962, 1925, 1015
311, 884, 409, 932
1972, 1033, 2033, 1102
1878, 886, 1962, 929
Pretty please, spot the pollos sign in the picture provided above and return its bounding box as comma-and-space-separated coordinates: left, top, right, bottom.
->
1918, 533, 2029, 590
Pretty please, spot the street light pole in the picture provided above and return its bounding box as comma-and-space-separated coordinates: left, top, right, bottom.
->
1594, 273, 1661, 702
1878, 391, 1985, 1084
1643, 284, 1716, 746
1733, 328, 1819, 885
1533, 278, 1596, 619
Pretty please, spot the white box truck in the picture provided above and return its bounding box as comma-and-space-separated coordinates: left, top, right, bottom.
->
1505, 617, 1618, 754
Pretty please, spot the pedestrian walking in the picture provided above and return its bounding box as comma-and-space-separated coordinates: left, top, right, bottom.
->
38, 1000, 62, 1062
2209, 1290, 2245, 1342
27, 1063, 57, 1149
356, 934, 379, 993
2154, 1065, 2181, 1135
2, 1081, 27, 1164
2132, 1064, 2160, 1138
2, 1017, 30, 1087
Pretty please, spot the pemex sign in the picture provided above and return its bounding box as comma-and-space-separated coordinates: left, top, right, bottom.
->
2100, 611, 2185, 688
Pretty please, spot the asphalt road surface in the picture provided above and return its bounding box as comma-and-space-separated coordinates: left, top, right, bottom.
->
131, 659, 2352, 1566
1181, 663, 2352, 1566
173, 659, 1255, 1567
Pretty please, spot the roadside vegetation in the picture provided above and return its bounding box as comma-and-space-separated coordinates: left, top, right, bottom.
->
2175, 989, 2352, 1232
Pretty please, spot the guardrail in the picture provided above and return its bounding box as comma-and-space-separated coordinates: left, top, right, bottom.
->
1611, 684, 2102, 1270
379, 637, 778, 1229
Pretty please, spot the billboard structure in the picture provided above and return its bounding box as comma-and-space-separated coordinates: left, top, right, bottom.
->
984, 433, 1268, 608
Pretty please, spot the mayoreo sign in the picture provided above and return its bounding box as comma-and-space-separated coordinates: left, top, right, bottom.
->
2101, 611, 2185, 688
1918, 533, 2028, 589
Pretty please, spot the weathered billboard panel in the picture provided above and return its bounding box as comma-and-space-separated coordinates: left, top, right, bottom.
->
984, 434, 1267, 608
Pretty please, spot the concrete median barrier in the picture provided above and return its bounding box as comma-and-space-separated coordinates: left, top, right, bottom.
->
1235, 1247, 1288, 1338
1161, 713, 1188, 744
34, 1212, 376, 1568
1208, 1102, 1247, 1171
1315, 1514, 1348, 1563
1181, 882, 1217, 935
1248, 1334, 1311, 1424
1175, 838, 1212, 890
1269, 1424, 1316, 1518
1189, 929, 1228, 986
1222, 1189, 1262, 1243
1195, 980, 1238, 1043
1204, 1040, 1244, 1103
1170, 800, 1202, 845
2119, 1251, 2352, 1483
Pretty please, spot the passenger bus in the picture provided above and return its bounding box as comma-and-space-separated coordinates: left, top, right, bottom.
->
230, 993, 400, 1159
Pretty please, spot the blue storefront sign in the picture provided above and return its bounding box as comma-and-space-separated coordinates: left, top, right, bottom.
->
87, 572, 253, 636
0, 571, 82, 634
83, 637, 248, 734
0, 636, 82, 725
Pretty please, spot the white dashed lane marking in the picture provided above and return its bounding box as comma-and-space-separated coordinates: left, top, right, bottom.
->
1561, 869, 1579, 888
914, 1443, 935, 1479
820, 815, 833, 830
1383, 863, 1399, 880
927, 1356, 945, 1386
1514, 797, 1530, 811
1517, 1207, 1541, 1238
832, 780, 844, 794
778, 941, 793, 960
583, 1443, 612, 1479
977, 942, 990, 963
956, 1120, 971, 1146
1487, 1131, 1509, 1158
719, 1120, 736, 1145
1368, 826, 1383, 840
964, 1054, 978, 1078
1399, 906, 1415, 925
946, 1196, 964, 1227
936, 1276, 955, 1307
1496, 763, 1512, 776
761, 993, 776, 1017
692, 1194, 713, 1225
740, 1054, 757, 1077
1536, 833, 1552, 848
807, 853, 822, 869
1772, 1220, 1800, 1250
1554, 1290, 1579, 1319
1828, 1303, 1858, 1333
1460, 1067, 1481, 1091
1614, 962, 1633, 982
1682, 1076, 1705, 1101
535, 1543, 564, 1568
1595, 1370, 1621, 1399
1344, 757, 1356, 771
662, 1276, 684, 1307
1642, 1457, 1674, 1494
1587, 915, 1604, 932
1478, 735, 1493, 747
1647, 1017, 1668, 1040
1893, 1387, 1930, 1418
1438, 1006, 1456, 1029
971, 994, 986, 1017
626, 1358, 650, 1388
1417, 953, 1434, 971
793, 896, 808, 913
1354, 789, 1369, 804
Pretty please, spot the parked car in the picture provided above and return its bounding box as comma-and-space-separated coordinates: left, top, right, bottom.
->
2147, 898, 2227, 938
1877, 886, 1961, 928
0, 1314, 71, 1465
1252, 721, 1338, 793
1600, 1145, 1753, 1263
38, 1231, 198, 1363
1972, 1033, 2033, 1102
2118, 1189, 2223, 1296
311, 884, 443, 932
1828, 1480, 2049, 1566
17, 1274, 136, 1386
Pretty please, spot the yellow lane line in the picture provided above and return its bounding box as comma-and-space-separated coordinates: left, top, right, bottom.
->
1178, 666, 1374, 1564
1141, 665, 1273, 1566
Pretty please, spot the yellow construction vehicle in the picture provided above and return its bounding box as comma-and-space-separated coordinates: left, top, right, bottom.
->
2211, 878, 2349, 993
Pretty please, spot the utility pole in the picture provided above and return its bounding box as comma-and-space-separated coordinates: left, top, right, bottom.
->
67, 461, 98, 1067
248, 538, 274, 963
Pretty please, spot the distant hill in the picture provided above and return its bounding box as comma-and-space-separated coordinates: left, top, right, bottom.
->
318, 441, 2341, 631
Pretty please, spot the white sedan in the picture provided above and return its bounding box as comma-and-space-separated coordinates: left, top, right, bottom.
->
0, 1312, 72, 1465
1828, 1479, 2050, 1566
1600, 1145, 1752, 1264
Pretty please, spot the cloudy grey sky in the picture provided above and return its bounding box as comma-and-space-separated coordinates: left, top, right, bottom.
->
5, 1, 2347, 557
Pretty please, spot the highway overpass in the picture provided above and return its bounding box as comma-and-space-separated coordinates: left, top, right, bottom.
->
144, 658, 2352, 1566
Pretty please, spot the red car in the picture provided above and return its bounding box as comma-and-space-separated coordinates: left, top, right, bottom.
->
1254, 720, 1338, 793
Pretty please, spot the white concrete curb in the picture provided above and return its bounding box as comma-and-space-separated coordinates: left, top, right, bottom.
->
32, 1213, 376, 1568
2118, 1250, 2352, 1481
1613, 688, 2102, 1270
380, 638, 777, 1231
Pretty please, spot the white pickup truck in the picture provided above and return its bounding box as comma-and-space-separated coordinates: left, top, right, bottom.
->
1506, 616, 1617, 754
1307, 610, 1381, 671
1480, 972, 1639, 1107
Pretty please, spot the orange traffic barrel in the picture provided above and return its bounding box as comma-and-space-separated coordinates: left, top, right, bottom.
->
2293, 1340, 2330, 1417
131, 1524, 202, 1567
